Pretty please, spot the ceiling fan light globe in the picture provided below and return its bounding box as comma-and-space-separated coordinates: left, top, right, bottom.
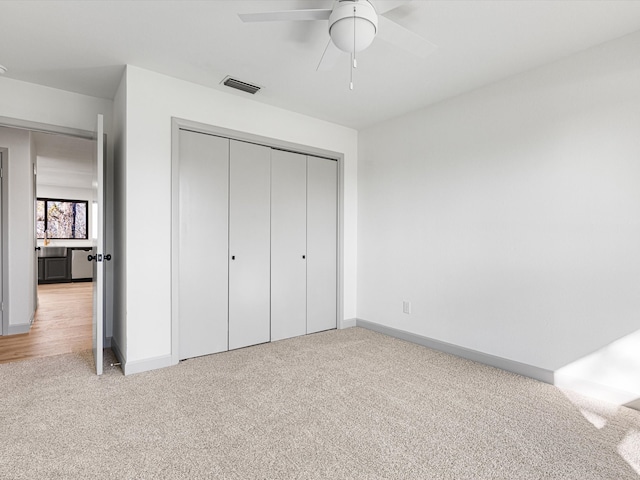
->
328, 0, 378, 53
330, 18, 376, 53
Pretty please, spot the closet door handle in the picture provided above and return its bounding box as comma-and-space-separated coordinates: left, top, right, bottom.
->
302, 255, 306, 259
231, 255, 236, 260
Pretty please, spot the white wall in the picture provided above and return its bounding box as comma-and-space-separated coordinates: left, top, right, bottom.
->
0, 77, 113, 335
0, 76, 112, 133
121, 65, 358, 367
358, 32, 640, 398
0, 127, 34, 331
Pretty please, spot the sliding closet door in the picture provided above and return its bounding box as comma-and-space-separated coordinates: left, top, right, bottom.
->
178, 131, 229, 359
307, 157, 338, 334
271, 150, 307, 341
228, 140, 271, 350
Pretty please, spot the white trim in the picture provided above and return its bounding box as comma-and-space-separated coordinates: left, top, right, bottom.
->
341, 318, 357, 329
0, 116, 93, 139
174, 118, 344, 160
0, 148, 7, 336
122, 354, 173, 376
336, 143, 345, 332
8, 324, 31, 335
356, 319, 555, 384
625, 399, 640, 411
170, 120, 180, 367
0, 116, 106, 347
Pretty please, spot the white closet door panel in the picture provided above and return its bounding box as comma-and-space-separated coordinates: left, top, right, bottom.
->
271, 150, 307, 341
307, 157, 338, 334
229, 140, 271, 350
178, 131, 229, 359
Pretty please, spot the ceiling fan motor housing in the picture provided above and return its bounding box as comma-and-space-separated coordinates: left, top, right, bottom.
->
329, 0, 378, 53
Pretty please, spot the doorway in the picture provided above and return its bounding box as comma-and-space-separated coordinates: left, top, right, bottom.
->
0, 282, 93, 363
0, 120, 109, 369
33, 132, 95, 360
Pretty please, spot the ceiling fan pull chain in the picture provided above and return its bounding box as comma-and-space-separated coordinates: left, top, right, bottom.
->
350, 53, 354, 90
353, 5, 357, 69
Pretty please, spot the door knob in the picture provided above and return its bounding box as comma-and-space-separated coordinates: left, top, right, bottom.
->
87, 255, 96, 262
231, 255, 236, 260
104, 254, 112, 261
35, 247, 41, 251
302, 255, 306, 259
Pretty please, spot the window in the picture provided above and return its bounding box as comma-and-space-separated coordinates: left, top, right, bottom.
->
36, 198, 88, 240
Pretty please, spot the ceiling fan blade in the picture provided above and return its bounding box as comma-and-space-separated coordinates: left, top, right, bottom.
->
377, 16, 437, 59
317, 39, 344, 72
238, 9, 331, 23
374, 0, 413, 15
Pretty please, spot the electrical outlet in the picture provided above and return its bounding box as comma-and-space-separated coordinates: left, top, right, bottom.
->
403, 300, 411, 314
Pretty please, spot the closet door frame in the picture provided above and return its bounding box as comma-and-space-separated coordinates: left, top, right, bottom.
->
0, 148, 6, 336
171, 118, 344, 367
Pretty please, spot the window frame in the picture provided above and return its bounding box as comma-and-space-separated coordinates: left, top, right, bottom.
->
36, 197, 89, 240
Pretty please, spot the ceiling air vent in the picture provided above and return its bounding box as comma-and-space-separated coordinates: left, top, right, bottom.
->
221, 76, 261, 95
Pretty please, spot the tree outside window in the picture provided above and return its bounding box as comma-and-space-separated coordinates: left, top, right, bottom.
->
36, 198, 88, 240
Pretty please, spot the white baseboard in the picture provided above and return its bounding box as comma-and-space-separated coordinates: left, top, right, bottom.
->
625, 398, 640, 411
7, 309, 37, 335
356, 319, 554, 384
8, 323, 31, 335
122, 354, 173, 376
340, 318, 357, 329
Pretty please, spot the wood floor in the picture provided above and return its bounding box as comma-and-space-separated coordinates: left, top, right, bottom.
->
0, 282, 93, 364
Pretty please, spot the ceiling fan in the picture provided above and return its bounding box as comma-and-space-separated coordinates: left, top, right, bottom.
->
238, 0, 437, 86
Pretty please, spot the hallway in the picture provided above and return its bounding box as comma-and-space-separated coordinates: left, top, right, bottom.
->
0, 282, 92, 364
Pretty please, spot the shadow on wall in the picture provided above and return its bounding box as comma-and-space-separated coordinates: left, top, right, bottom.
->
554, 329, 640, 411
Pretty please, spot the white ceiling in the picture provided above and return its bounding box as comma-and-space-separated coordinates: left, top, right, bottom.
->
2, 1, 640, 129
33, 132, 94, 189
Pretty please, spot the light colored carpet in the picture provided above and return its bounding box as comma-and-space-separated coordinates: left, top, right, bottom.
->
0, 327, 639, 479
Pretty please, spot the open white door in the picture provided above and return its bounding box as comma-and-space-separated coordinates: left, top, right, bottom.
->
91, 114, 105, 375
33, 162, 38, 319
